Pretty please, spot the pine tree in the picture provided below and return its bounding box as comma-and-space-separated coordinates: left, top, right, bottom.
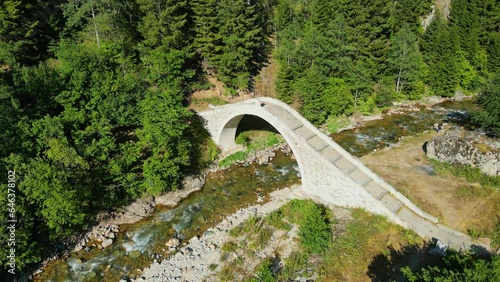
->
0, 0, 63, 65
390, 0, 434, 34
449, 0, 484, 73
137, 0, 190, 51
421, 14, 459, 96
214, 0, 267, 90
191, 0, 220, 71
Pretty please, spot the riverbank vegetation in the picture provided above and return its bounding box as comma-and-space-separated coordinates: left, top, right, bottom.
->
217, 200, 438, 281
1, 0, 499, 277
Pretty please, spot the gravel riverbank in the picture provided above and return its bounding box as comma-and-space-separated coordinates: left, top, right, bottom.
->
134, 185, 307, 281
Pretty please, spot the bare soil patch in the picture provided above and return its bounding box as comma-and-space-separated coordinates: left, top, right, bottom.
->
362, 131, 500, 243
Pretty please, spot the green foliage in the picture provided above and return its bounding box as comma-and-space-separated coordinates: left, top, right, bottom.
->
324, 115, 350, 134
473, 75, 500, 136
219, 151, 248, 168
0, 0, 63, 65
387, 25, 424, 95
420, 14, 459, 97
235, 134, 251, 146
221, 241, 238, 253
264, 209, 292, 231
228, 131, 285, 164
431, 160, 500, 189
283, 199, 331, 253
248, 258, 277, 282
402, 252, 500, 282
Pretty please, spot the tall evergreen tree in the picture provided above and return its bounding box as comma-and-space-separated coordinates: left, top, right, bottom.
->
138, 0, 190, 51
449, 0, 484, 72
421, 14, 459, 96
191, 0, 220, 71
0, 0, 63, 65
214, 0, 267, 90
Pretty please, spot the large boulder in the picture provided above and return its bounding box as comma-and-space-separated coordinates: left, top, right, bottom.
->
425, 135, 500, 176
453, 90, 465, 102
113, 196, 155, 225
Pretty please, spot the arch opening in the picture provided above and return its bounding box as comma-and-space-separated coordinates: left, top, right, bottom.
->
216, 109, 306, 185
219, 114, 281, 152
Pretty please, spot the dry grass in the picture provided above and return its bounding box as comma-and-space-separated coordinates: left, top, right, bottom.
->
362, 131, 500, 245
254, 55, 279, 98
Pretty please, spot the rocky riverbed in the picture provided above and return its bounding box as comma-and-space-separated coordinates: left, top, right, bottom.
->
134, 185, 307, 282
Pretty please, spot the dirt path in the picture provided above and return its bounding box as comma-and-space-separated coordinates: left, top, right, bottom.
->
362, 131, 499, 244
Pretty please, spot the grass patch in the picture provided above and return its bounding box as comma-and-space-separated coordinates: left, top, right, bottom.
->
324, 115, 351, 133
219, 131, 285, 168
263, 209, 292, 231
219, 260, 242, 281
455, 185, 492, 198
277, 251, 310, 281
219, 151, 248, 168
244, 257, 279, 282
431, 160, 500, 189
192, 96, 228, 106
283, 200, 332, 253
221, 241, 238, 253
190, 81, 216, 91
237, 131, 284, 151
208, 263, 218, 271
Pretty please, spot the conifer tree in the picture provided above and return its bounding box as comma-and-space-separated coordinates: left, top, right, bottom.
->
214, 0, 267, 90
137, 0, 190, 51
449, 0, 483, 72
191, 0, 220, 71
421, 14, 459, 96
0, 0, 63, 65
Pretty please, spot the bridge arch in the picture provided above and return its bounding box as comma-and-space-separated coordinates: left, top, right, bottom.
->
215, 109, 307, 185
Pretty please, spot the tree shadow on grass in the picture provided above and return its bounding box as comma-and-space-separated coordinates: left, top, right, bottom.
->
367, 242, 443, 282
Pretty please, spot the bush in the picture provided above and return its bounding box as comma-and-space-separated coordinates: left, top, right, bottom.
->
235, 133, 250, 146
402, 252, 500, 282
285, 200, 331, 253
473, 75, 500, 137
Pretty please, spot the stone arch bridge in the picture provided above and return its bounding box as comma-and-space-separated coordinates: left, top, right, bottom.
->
199, 97, 488, 251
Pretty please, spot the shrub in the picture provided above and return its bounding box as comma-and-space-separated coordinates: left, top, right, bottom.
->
402, 252, 500, 282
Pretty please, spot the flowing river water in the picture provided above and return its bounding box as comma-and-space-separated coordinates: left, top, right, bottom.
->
331, 100, 478, 157
36, 99, 476, 281
37, 153, 301, 281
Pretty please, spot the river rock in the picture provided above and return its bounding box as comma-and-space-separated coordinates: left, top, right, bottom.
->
115, 197, 155, 225
128, 250, 142, 259
155, 175, 206, 206
166, 238, 180, 248
453, 90, 465, 102
425, 95, 442, 105
101, 238, 113, 249
425, 135, 500, 176
73, 243, 84, 252
255, 150, 276, 165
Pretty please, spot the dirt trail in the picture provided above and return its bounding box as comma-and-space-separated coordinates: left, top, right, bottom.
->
362, 131, 500, 241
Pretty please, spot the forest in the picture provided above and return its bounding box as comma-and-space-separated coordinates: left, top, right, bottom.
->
0, 0, 499, 276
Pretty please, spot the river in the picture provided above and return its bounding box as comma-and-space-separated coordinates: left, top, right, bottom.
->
37, 152, 300, 281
